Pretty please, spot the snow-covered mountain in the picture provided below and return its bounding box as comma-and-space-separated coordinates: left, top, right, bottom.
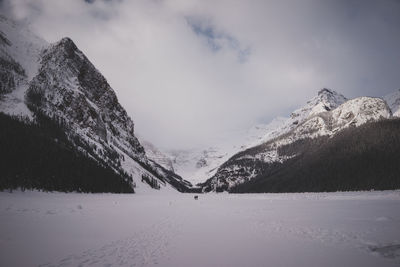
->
2, 15, 398, 194
142, 88, 395, 188
200, 89, 393, 192
0, 15, 192, 193
290, 88, 347, 123
153, 89, 348, 186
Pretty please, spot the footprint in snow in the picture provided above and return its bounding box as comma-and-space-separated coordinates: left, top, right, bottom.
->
41, 217, 181, 267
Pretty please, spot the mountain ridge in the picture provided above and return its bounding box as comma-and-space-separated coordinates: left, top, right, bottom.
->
139, 88, 400, 188
199, 90, 396, 192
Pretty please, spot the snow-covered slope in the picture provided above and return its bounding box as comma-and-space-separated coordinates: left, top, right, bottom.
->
240, 117, 289, 149
331, 97, 391, 129
140, 138, 175, 172
201, 89, 392, 192
0, 15, 47, 117
0, 15, 47, 80
166, 147, 232, 186
0, 16, 191, 193
280, 96, 391, 145
384, 89, 400, 117
240, 88, 348, 153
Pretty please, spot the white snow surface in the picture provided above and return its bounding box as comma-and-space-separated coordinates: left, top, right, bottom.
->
1, 190, 400, 267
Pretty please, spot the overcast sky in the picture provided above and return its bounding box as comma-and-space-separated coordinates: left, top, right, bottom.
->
2, 0, 400, 150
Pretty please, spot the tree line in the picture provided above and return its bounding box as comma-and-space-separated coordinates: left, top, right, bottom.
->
0, 112, 134, 193
232, 118, 400, 193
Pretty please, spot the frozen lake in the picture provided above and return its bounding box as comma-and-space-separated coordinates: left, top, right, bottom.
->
1, 190, 400, 267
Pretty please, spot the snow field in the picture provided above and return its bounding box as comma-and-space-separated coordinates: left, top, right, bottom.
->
0, 190, 400, 267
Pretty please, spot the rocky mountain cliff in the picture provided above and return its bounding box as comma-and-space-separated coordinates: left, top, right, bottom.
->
0, 16, 192, 193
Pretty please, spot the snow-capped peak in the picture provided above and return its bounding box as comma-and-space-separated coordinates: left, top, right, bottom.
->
201, 91, 391, 192
238, 89, 348, 150
157, 89, 349, 185
290, 88, 348, 124
1, 16, 193, 193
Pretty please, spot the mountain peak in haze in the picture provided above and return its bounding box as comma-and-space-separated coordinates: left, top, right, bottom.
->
290, 88, 347, 125
316, 88, 347, 105
384, 89, 400, 117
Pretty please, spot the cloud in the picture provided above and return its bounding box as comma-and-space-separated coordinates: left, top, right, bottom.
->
185, 16, 251, 62
2, 0, 400, 149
